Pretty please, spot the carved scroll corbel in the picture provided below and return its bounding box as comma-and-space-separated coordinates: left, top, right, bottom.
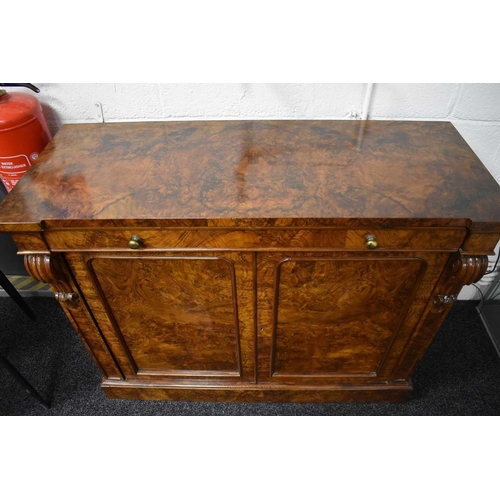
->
24, 254, 79, 306
433, 253, 489, 312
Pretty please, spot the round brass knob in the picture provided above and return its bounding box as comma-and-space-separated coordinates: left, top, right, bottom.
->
128, 234, 143, 249
55, 292, 79, 302
365, 234, 378, 250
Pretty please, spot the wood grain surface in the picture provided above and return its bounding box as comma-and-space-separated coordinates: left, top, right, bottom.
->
65, 251, 256, 382
271, 257, 426, 376
101, 381, 413, 403
43, 226, 467, 251
1, 120, 500, 230
256, 250, 452, 386
1, 119, 499, 402
89, 256, 240, 374
23, 252, 123, 380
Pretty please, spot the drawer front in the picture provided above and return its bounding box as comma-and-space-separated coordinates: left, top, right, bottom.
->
45, 227, 467, 252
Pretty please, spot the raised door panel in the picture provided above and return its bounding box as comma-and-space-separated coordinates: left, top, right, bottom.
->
257, 251, 448, 384
65, 251, 255, 382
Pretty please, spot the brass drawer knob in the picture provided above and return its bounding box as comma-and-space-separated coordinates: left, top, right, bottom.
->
55, 292, 79, 302
365, 234, 378, 250
128, 234, 143, 249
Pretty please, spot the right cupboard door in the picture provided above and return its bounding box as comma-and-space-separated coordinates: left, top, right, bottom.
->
257, 251, 450, 385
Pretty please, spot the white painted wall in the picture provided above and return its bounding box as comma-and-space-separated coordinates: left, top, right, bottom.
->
14, 83, 500, 299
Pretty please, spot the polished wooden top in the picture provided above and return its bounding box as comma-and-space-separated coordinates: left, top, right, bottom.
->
1, 120, 500, 231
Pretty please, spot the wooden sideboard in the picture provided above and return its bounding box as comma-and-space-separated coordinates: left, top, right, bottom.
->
1, 120, 500, 403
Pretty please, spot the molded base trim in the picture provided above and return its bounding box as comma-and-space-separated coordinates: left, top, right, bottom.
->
102, 380, 413, 403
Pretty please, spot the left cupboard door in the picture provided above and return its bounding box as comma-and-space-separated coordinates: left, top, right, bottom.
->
65, 251, 256, 383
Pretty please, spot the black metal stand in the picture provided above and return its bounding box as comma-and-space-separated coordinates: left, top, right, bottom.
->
0, 270, 50, 409
0, 270, 35, 319
0, 355, 50, 409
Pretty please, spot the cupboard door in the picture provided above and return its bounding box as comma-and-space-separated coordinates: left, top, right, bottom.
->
66, 252, 255, 382
257, 251, 448, 384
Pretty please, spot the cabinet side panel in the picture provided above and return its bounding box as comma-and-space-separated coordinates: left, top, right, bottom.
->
23, 253, 123, 380
393, 252, 490, 379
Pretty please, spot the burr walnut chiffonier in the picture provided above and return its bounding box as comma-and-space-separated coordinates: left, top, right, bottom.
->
1, 120, 500, 403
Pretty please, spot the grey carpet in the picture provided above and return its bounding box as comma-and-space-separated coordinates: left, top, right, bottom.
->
1, 297, 499, 415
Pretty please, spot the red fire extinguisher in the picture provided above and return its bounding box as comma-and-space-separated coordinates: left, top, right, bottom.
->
0, 83, 52, 192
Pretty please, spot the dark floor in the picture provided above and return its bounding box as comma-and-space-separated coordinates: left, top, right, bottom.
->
1, 297, 499, 415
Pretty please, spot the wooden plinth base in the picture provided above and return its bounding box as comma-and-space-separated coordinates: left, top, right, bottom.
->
102, 380, 413, 403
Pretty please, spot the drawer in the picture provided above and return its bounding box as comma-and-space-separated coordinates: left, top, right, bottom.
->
45, 227, 467, 252
343, 228, 467, 251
